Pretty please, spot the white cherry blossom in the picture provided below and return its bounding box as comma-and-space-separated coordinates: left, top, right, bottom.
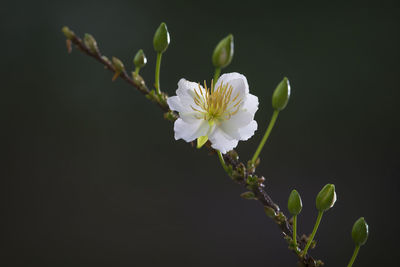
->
167, 72, 258, 154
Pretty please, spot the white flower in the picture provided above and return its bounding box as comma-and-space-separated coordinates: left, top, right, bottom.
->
167, 72, 259, 154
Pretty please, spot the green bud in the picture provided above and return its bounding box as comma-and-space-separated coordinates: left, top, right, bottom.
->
264, 206, 277, 218
153, 22, 170, 53
352, 217, 369, 246
83, 33, 98, 53
112, 57, 125, 72
61, 26, 74, 39
212, 34, 234, 69
240, 191, 256, 200
288, 189, 302, 215
133, 49, 147, 69
272, 77, 291, 111
316, 184, 337, 212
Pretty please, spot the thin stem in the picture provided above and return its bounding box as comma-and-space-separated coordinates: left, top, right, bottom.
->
293, 215, 298, 246
302, 211, 323, 257
213, 67, 221, 89
251, 109, 279, 164
217, 151, 228, 173
347, 245, 360, 267
134, 66, 140, 75
155, 52, 162, 94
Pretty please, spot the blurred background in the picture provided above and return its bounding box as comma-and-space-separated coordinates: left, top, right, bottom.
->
2, 2, 399, 266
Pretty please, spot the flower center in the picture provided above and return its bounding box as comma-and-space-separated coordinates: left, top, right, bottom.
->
191, 81, 242, 124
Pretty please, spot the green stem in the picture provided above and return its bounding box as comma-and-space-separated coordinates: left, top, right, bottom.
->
134, 66, 140, 76
302, 211, 323, 257
213, 67, 221, 89
347, 245, 360, 267
155, 52, 162, 95
251, 109, 279, 164
217, 150, 228, 173
293, 215, 298, 246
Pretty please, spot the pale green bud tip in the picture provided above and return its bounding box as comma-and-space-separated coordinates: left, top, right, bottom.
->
272, 77, 291, 111
316, 184, 337, 212
212, 34, 234, 69
112, 57, 125, 72
134, 49, 147, 68
83, 33, 98, 53
288, 189, 302, 215
61, 26, 74, 39
153, 22, 170, 53
352, 217, 369, 246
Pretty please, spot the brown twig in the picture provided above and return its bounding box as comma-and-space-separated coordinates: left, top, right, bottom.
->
62, 27, 322, 267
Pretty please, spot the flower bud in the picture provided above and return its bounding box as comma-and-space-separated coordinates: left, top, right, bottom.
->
288, 189, 302, 215
112, 57, 125, 72
83, 33, 98, 53
133, 49, 147, 69
316, 184, 337, 212
272, 77, 291, 111
61, 26, 74, 39
352, 217, 369, 246
153, 22, 170, 53
240, 191, 256, 200
212, 34, 234, 69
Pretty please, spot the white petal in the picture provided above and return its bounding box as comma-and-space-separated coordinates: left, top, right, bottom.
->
173, 118, 209, 142
176, 78, 201, 99
167, 96, 185, 112
241, 93, 259, 115
209, 128, 239, 154
215, 72, 249, 94
238, 120, 258, 140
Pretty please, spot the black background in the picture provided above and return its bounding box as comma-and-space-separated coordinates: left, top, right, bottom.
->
2, 2, 400, 266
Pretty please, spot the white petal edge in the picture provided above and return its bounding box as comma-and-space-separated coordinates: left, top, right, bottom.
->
174, 118, 210, 142
209, 128, 239, 154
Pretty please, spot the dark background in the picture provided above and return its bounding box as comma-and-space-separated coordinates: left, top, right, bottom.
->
2, 2, 399, 266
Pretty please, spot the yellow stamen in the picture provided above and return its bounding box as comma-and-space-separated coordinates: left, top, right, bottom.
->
191, 80, 243, 124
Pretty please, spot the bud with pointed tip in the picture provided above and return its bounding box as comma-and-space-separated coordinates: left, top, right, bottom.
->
272, 77, 291, 111
288, 189, 302, 215
316, 184, 337, 212
133, 49, 147, 69
111, 57, 125, 81
352, 217, 369, 246
153, 22, 170, 53
61, 26, 74, 39
212, 34, 234, 69
112, 57, 125, 72
84, 33, 98, 53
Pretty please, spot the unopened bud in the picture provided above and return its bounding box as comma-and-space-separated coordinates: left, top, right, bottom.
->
288, 189, 302, 215
83, 33, 98, 53
61, 26, 74, 39
316, 184, 337, 212
272, 77, 291, 111
112, 57, 125, 72
212, 34, 234, 69
134, 49, 147, 69
240, 191, 256, 200
352, 217, 369, 246
153, 22, 170, 53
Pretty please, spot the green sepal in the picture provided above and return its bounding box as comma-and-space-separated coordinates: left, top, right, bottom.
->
197, 136, 208, 149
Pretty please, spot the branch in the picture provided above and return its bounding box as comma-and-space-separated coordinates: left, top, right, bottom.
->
62, 27, 322, 267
